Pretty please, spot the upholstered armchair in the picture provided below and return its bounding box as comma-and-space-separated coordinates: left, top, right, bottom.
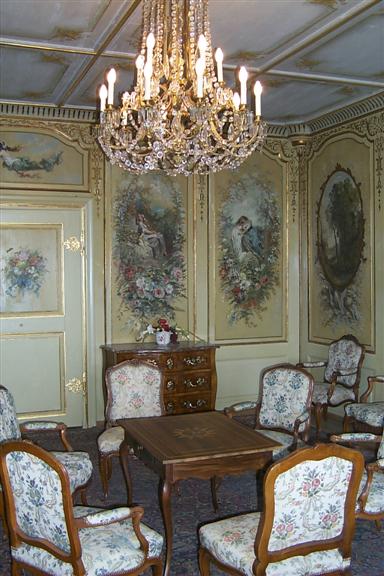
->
224, 364, 314, 460
0, 440, 163, 575
0, 385, 92, 530
198, 443, 364, 576
297, 334, 365, 436
331, 431, 384, 529
97, 359, 164, 499
344, 375, 384, 434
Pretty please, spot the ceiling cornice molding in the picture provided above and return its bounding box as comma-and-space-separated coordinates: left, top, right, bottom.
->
1, 93, 383, 139
0, 103, 97, 122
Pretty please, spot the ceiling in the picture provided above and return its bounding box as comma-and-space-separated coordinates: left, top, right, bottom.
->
0, 0, 383, 126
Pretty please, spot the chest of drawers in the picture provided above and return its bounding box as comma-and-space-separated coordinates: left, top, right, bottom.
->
101, 342, 219, 414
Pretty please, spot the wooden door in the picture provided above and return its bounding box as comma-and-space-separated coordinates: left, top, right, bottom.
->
0, 203, 87, 427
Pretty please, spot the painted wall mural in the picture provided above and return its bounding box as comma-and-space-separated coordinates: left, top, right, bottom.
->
218, 173, 280, 326
213, 152, 286, 342
317, 165, 364, 327
110, 170, 188, 340
0, 130, 85, 188
308, 136, 374, 350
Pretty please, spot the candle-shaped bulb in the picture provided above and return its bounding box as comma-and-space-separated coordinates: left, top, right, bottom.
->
254, 80, 262, 117
99, 84, 108, 112
233, 92, 240, 111
106, 68, 116, 106
239, 66, 248, 105
136, 54, 145, 70
143, 61, 152, 100
198, 34, 207, 55
146, 32, 155, 67
215, 48, 223, 82
146, 32, 155, 51
195, 57, 205, 98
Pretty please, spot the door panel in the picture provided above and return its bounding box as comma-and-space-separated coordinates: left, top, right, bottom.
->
0, 205, 86, 426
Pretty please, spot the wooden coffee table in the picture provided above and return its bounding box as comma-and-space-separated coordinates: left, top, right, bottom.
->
118, 411, 280, 576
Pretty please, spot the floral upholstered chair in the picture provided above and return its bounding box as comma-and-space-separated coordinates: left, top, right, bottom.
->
97, 360, 164, 498
331, 429, 384, 530
297, 334, 365, 436
344, 375, 384, 434
225, 364, 314, 460
0, 440, 163, 576
198, 443, 364, 576
0, 385, 92, 530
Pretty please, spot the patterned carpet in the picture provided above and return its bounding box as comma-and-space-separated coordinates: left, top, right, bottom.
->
1, 422, 383, 575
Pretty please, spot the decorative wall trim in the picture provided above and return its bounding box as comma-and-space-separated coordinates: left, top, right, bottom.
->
2, 94, 383, 139
0, 103, 97, 123
306, 93, 384, 134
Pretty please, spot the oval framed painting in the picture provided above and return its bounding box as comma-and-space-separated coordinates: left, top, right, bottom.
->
317, 166, 364, 290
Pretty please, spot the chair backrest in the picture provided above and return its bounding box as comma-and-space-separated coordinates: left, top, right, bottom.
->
254, 443, 364, 575
325, 334, 364, 388
258, 364, 314, 433
105, 360, 164, 424
0, 440, 83, 571
0, 386, 21, 443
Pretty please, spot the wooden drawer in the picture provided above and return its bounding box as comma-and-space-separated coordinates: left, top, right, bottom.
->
164, 372, 211, 394
101, 342, 219, 415
171, 349, 211, 371
163, 392, 212, 414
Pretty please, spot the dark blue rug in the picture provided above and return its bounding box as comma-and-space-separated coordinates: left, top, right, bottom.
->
1, 424, 383, 575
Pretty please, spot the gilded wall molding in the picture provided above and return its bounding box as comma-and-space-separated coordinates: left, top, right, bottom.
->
265, 138, 299, 222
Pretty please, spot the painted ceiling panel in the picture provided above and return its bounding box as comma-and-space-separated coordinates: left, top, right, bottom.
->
261, 77, 378, 123
282, 13, 384, 78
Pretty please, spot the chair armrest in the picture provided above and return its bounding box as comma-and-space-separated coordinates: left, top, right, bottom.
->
20, 421, 72, 451
75, 506, 149, 554
360, 375, 384, 403
296, 361, 326, 369
293, 410, 311, 432
224, 401, 257, 419
330, 433, 381, 444
76, 507, 138, 527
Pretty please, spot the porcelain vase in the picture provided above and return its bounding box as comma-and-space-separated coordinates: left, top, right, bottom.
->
156, 330, 171, 346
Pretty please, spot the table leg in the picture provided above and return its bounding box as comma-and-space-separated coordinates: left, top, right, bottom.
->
119, 442, 133, 506
159, 478, 173, 576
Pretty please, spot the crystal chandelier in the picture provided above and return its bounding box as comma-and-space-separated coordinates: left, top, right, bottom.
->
97, 0, 267, 176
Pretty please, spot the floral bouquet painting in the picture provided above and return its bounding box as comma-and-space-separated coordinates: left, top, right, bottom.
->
4, 248, 48, 298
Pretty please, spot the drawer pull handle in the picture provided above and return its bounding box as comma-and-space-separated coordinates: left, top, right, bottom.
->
182, 399, 207, 410
184, 355, 204, 367
166, 380, 176, 391
166, 401, 175, 413
184, 377, 207, 388
166, 358, 174, 369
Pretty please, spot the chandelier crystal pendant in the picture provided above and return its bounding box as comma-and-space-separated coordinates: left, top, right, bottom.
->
97, 0, 267, 176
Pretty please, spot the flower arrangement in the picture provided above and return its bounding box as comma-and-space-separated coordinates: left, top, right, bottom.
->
4, 248, 48, 298
138, 318, 188, 344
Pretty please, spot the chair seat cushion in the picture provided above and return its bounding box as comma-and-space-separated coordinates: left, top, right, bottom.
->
12, 505, 163, 576
97, 426, 125, 454
51, 451, 92, 493
345, 403, 384, 428
358, 472, 384, 515
258, 430, 306, 460
312, 383, 355, 405
199, 512, 349, 576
